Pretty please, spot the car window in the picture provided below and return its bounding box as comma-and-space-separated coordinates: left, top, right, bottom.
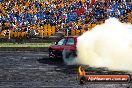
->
66, 38, 75, 45
57, 38, 66, 45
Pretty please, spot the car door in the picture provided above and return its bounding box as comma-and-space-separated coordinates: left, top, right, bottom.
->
58, 37, 67, 51
53, 37, 67, 56
64, 37, 76, 50
53, 38, 67, 50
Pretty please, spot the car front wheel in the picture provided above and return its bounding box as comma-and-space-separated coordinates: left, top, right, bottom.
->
49, 49, 56, 59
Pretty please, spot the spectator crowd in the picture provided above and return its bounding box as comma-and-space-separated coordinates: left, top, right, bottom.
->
0, 0, 132, 36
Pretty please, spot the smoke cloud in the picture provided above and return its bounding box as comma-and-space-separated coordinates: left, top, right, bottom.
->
77, 18, 132, 72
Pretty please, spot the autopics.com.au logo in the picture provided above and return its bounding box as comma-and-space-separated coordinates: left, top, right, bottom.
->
78, 66, 131, 84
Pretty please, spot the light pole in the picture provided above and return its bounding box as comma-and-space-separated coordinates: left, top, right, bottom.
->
8, 29, 10, 39
42, 29, 43, 38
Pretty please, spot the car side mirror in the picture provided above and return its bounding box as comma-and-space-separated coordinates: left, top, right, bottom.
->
55, 42, 57, 45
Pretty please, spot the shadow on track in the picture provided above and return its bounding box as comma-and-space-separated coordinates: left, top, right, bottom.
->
37, 56, 130, 76
37, 57, 79, 75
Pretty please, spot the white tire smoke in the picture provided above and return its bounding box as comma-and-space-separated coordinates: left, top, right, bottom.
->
77, 18, 132, 72
62, 49, 78, 65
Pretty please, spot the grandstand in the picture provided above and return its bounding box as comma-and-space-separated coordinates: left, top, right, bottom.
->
0, 0, 132, 39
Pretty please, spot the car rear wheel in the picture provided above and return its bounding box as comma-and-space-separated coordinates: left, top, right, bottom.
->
62, 49, 77, 64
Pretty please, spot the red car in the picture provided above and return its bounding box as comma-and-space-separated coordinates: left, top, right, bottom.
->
49, 36, 78, 59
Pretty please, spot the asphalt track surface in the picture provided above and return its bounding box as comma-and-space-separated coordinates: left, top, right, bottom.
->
0, 51, 132, 88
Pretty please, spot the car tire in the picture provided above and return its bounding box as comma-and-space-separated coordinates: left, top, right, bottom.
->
49, 49, 55, 59
63, 49, 77, 58
62, 49, 77, 64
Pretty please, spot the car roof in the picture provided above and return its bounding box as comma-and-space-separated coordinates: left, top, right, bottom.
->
64, 36, 78, 38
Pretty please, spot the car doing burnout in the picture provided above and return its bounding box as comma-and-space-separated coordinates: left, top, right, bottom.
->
49, 36, 78, 59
